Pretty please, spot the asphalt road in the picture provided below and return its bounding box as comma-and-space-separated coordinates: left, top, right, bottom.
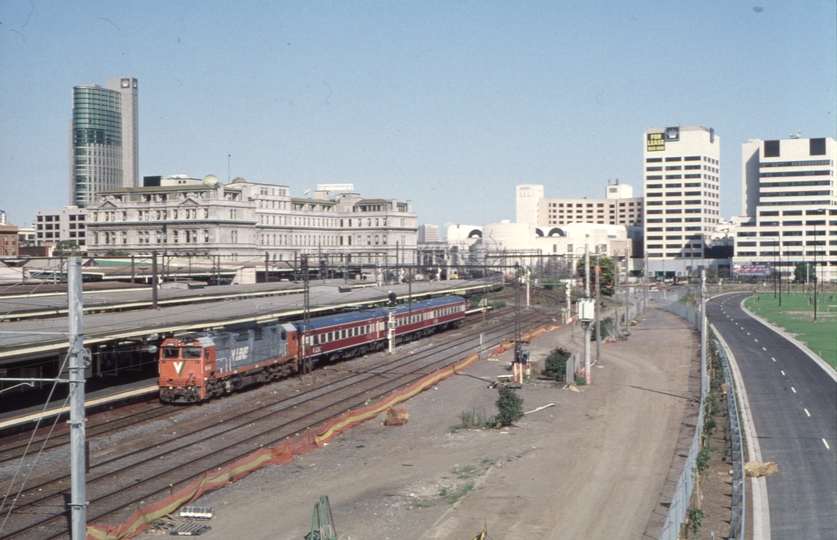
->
709, 293, 837, 540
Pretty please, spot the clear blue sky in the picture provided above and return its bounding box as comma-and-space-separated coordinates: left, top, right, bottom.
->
1, 1, 835, 232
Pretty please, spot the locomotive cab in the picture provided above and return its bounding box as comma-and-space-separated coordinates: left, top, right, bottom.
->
158, 336, 215, 403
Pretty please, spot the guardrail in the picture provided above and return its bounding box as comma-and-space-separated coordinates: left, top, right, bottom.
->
716, 338, 746, 539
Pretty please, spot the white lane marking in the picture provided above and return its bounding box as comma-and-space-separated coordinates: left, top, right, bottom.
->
763, 347, 767, 351
781, 370, 786, 376
791, 387, 796, 393
747, 332, 751, 335
755, 339, 758, 342
804, 408, 811, 417
772, 357, 776, 362
824, 439, 831, 450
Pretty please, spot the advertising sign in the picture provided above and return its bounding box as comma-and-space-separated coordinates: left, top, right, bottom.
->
647, 132, 665, 152
665, 126, 680, 141
732, 264, 771, 277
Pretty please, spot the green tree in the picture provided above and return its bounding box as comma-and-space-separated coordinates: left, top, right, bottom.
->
576, 255, 615, 296
793, 262, 817, 284
53, 240, 82, 256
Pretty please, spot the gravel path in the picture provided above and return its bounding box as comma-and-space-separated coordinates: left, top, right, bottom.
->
137, 307, 698, 540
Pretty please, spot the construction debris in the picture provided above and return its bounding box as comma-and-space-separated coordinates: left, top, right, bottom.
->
745, 461, 778, 477
169, 522, 212, 536
384, 405, 410, 426
524, 403, 555, 415
180, 506, 213, 520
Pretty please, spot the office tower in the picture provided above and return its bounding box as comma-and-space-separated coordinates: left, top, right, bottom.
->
418, 224, 440, 243
534, 181, 644, 227
515, 184, 544, 227
735, 136, 836, 282
643, 125, 720, 276
69, 77, 138, 207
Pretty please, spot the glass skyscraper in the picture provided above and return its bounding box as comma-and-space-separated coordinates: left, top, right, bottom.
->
69, 77, 138, 207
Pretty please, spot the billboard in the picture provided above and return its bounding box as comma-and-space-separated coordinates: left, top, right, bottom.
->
733, 264, 772, 277
647, 132, 665, 152
647, 127, 680, 151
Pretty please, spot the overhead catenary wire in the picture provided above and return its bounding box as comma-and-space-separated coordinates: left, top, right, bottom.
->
0, 352, 71, 535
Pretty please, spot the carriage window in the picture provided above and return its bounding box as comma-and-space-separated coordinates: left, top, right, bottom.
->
163, 348, 180, 359
281, 331, 287, 340
183, 348, 202, 359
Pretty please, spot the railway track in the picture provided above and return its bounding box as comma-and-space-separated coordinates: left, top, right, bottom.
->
0, 301, 561, 539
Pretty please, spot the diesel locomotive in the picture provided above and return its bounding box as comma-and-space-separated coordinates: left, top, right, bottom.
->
158, 296, 467, 403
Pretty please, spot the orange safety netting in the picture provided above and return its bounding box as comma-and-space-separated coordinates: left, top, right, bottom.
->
86, 323, 563, 539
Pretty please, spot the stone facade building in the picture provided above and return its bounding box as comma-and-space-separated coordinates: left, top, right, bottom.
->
85, 179, 417, 266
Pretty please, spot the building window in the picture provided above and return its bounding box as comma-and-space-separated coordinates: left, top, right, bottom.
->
810, 138, 826, 156
764, 140, 781, 157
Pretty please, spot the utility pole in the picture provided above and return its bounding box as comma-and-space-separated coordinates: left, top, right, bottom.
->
151, 251, 158, 309
301, 255, 311, 374
525, 266, 530, 308
68, 258, 87, 540
566, 280, 571, 324
614, 250, 620, 340
643, 251, 648, 317
700, 266, 707, 392
584, 244, 591, 384
595, 251, 601, 362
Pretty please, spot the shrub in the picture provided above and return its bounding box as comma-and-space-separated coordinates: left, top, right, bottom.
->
695, 446, 711, 475
491, 387, 523, 427
687, 508, 705, 535
489, 300, 506, 309
574, 374, 587, 386
545, 347, 571, 381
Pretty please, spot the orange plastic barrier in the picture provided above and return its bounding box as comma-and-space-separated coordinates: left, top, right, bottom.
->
87, 324, 562, 539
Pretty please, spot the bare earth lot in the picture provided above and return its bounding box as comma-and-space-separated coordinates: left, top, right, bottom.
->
138, 308, 698, 540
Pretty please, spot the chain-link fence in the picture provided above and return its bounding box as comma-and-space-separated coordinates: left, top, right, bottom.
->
717, 338, 746, 539
657, 299, 707, 540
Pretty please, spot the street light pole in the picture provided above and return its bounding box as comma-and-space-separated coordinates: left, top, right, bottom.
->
614, 250, 620, 340
595, 250, 601, 362
584, 244, 591, 384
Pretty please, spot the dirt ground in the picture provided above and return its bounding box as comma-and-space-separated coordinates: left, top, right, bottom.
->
138, 308, 699, 540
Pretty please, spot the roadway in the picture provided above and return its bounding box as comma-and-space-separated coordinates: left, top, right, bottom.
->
708, 292, 836, 540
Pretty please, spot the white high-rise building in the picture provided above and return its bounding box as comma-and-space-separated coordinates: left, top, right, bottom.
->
643, 125, 720, 277
418, 224, 440, 243
515, 184, 544, 227
735, 136, 836, 282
